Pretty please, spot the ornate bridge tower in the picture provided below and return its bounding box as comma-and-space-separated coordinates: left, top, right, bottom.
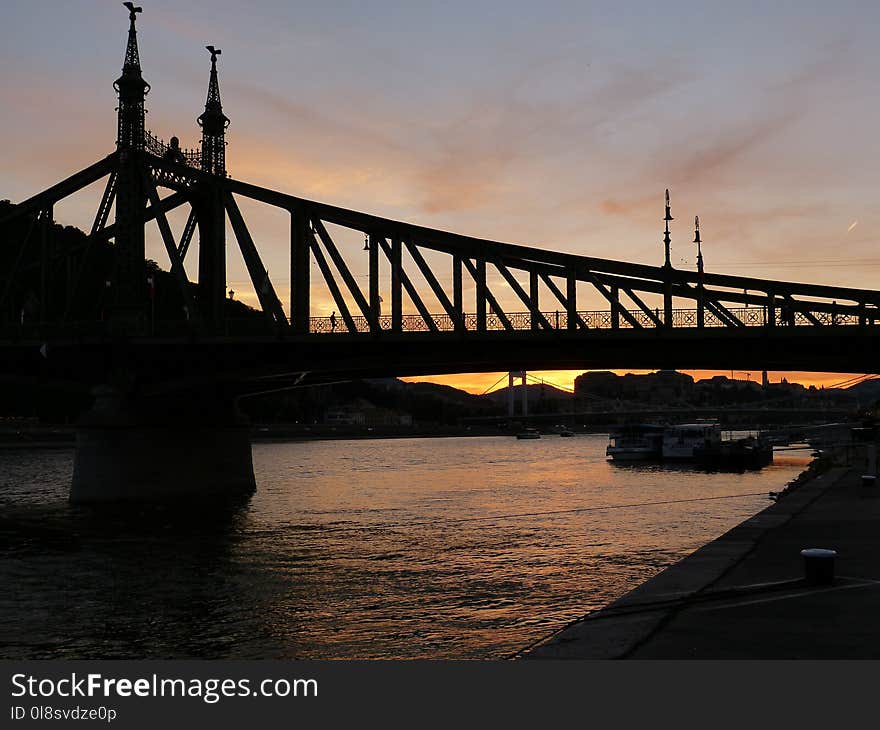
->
196, 46, 230, 329
70, 10, 254, 503
198, 46, 229, 177
112, 2, 150, 323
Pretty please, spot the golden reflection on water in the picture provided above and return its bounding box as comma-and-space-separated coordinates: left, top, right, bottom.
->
0, 435, 810, 659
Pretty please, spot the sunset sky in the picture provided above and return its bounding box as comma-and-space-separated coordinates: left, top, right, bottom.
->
2, 1, 878, 392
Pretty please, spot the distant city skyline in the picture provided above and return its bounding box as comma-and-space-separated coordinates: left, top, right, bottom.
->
2, 0, 877, 391
410, 369, 864, 395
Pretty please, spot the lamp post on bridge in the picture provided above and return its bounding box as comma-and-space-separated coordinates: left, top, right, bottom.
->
662, 189, 674, 327
694, 216, 704, 328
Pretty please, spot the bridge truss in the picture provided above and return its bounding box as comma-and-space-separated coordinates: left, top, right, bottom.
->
4, 145, 880, 341
2, 3, 880, 389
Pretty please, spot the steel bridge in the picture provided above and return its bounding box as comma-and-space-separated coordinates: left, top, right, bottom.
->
1, 5, 878, 500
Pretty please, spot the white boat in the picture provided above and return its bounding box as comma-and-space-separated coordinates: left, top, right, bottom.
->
662, 423, 722, 460
606, 424, 664, 460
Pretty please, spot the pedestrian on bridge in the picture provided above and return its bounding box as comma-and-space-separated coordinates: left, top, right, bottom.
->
330, 311, 337, 332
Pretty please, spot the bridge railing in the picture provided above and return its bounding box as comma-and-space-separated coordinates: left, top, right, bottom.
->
302, 306, 872, 334
144, 131, 201, 168
3, 306, 876, 340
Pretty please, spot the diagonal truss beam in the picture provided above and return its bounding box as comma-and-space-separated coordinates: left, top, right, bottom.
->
461, 258, 513, 331
538, 273, 588, 330
621, 286, 664, 327
703, 293, 744, 327
784, 295, 823, 326
311, 218, 377, 330
90, 172, 117, 235
224, 192, 288, 327
308, 232, 356, 333
676, 281, 744, 327
57, 191, 190, 320
493, 260, 553, 330
585, 272, 643, 328
0, 154, 118, 226
376, 237, 438, 332
404, 242, 457, 321
145, 178, 199, 323
177, 208, 198, 260
95, 191, 189, 243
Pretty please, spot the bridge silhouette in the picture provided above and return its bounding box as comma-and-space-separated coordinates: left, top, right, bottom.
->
2, 4, 878, 501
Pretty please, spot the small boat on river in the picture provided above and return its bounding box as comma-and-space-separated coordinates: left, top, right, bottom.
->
606, 422, 773, 471
606, 424, 665, 460
694, 435, 773, 470
662, 423, 722, 460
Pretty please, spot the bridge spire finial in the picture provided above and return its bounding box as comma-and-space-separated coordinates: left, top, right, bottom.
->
198, 45, 230, 176
694, 215, 704, 276
122, 3, 143, 70
663, 188, 673, 268
114, 2, 150, 150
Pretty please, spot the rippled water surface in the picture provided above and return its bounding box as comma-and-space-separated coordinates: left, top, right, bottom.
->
0, 435, 810, 658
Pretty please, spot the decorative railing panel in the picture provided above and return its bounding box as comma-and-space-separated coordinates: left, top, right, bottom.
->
299, 307, 878, 334
144, 131, 200, 167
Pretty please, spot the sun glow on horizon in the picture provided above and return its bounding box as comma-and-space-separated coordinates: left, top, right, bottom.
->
401, 370, 868, 395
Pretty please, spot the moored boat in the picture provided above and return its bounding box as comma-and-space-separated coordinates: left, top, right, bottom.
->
606, 424, 664, 460
694, 435, 773, 470
662, 423, 721, 460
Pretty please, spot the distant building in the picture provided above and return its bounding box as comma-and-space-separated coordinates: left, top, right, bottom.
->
573, 371, 620, 399
324, 398, 412, 427
324, 407, 366, 426
574, 370, 694, 404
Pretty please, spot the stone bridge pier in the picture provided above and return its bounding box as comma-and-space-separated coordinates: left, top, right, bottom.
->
70, 384, 256, 503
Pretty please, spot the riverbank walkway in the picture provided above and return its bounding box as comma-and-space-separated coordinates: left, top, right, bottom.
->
523, 447, 880, 658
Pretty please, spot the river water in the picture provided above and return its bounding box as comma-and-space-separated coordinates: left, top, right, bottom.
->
0, 435, 810, 659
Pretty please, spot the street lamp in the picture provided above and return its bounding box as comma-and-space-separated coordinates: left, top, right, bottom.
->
663, 189, 673, 268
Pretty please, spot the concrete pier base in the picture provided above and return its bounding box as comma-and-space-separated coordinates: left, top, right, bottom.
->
70, 386, 256, 503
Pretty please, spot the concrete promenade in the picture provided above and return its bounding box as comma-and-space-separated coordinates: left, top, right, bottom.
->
524, 447, 880, 659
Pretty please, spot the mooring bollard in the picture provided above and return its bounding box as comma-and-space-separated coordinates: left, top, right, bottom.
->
800, 548, 837, 585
